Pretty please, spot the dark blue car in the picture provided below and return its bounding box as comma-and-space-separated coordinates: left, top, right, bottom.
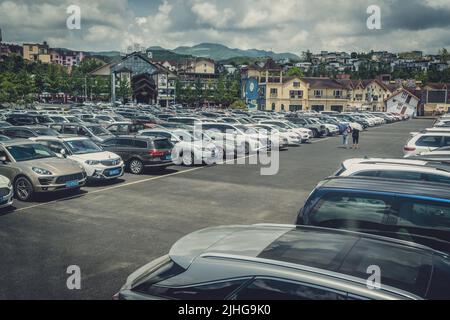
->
296, 176, 450, 253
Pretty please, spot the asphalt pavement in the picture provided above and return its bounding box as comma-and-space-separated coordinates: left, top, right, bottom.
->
0, 118, 433, 299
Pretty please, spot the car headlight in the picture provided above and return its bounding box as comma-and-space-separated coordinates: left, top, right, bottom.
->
32, 167, 53, 175
85, 160, 100, 165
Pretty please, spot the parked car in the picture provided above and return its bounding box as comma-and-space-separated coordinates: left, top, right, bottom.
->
410, 146, 450, 161
199, 123, 264, 154
296, 176, 450, 253
0, 121, 11, 128
106, 122, 155, 135
115, 224, 450, 300
251, 124, 297, 147
259, 120, 312, 142
101, 136, 173, 174
335, 158, 450, 184
5, 114, 54, 126
49, 115, 84, 124
0, 126, 60, 139
404, 132, 450, 157
33, 137, 124, 181
0, 174, 13, 209
286, 117, 327, 138
49, 123, 115, 144
0, 140, 87, 201
0, 135, 11, 142
138, 129, 219, 166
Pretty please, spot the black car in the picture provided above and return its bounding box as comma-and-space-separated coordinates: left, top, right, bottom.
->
5, 114, 54, 126
296, 176, 450, 253
0, 126, 60, 139
106, 122, 155, 135
101, 136, 174, 174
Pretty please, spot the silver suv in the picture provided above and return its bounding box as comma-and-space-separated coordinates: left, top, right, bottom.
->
116, 224, 450, 300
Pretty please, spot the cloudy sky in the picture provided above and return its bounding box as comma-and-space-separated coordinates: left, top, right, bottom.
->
0, 0, 449, 54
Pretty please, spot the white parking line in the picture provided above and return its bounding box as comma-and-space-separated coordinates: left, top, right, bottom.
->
310, 137, 332, 144
14, 154, 258, 213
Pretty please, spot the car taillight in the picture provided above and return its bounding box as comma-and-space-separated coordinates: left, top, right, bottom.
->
149, 149, 165, 157
404, 146, 416, 151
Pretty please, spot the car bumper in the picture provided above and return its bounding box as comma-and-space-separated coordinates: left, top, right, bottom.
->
35, 177, 87, 192
88, 166, 124, 180
0, 189, 14, 208
143, 159, 173, 167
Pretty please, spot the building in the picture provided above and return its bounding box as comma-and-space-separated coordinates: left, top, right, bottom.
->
385, 88, 420, 117
90, 52, 177, 106
421, 83, 450, 115
50, 49, 85, 68
23, 42, 51, 63
181, 58, 215, 74
0, 43, 23, 61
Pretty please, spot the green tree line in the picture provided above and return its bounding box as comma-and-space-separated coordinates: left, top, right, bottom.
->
0, 55, 110, 103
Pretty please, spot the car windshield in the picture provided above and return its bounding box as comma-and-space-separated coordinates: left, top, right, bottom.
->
6, 144, 56, 162
67, 117, 82, 123
87, 126, 110, 136
66, 139, 102, 154
191, 131, 211, 141
34, 128, 59, 136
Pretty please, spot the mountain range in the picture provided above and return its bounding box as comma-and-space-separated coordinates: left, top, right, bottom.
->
83, 43, 301, 63
170, 43, 300, 61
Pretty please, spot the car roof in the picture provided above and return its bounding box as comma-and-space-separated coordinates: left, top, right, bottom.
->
317, 176, 450, 200
167, 224, 446, 299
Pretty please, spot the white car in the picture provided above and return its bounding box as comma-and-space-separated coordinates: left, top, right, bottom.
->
253, 124, 301, 146
335, 157, 450, 183
404, 132, 450, 157
0, 175, 13, 209
138, 129, 219, 166
32, 137, 124, 180
199, 123, 264, 154
259, 120, 311, 142
307, 118, 339, 135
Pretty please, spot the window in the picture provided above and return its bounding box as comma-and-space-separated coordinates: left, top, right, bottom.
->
416, 136, 442, 148
289, 105, 302, 112
377, 170, 423, 181
271, 103, 276, 111
235, 278, 347, 300
443, 137, 450, 147
340, 238, 432, 297
270, 88, 278, 97
102, 139, 119, 146
116, 139, 135, 147
398, 202, 450, 230
290, 90, 303, 99
334, 90, 342, 98
142, 280, 246, 300
310, 193, 390, 228
134, 140, 149, 149
44, 141, 66, 154
293, 82, 301, 88
314, 90, 323, 97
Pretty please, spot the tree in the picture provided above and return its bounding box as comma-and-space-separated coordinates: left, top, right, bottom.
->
230, 99, 246, 109
439, 48, 449, 62
117, 76, 132, 103
286, 67, 304, 78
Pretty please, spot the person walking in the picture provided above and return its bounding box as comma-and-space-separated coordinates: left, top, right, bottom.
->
342, 125, 351, 149
352, 126, 360, 149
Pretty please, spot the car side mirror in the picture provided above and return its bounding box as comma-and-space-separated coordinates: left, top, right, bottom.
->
60, 149, 67, 157
0, 156, 8, 163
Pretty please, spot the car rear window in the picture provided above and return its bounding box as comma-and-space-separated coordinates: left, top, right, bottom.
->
154, 139, 173, 150
258, 229, 356, 271
340, 238, 433, 297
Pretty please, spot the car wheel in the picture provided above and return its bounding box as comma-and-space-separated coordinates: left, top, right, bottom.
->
129, 159, 144, 175
15, 176, 34, 202
326, 129, 330, 136
311, 129, 318, 138
182, 152, 195, 166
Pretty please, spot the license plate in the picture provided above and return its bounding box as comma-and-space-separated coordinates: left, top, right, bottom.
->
66, 180, 78, 188
109, 169, 121, 176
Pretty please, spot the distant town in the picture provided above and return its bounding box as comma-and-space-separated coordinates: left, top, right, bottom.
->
1, 34, 449, 116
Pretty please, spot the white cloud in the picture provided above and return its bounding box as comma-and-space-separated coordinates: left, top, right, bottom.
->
191, 1, 234, 28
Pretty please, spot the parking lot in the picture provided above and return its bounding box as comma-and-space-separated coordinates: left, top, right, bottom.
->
0, 118, 433, 299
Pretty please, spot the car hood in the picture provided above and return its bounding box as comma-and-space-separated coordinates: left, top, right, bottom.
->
17, 157, 83, 174
70, 151, 120, 161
